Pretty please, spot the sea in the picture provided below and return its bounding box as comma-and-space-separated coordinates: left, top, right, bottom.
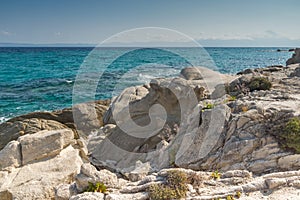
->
0, 47, 293, 123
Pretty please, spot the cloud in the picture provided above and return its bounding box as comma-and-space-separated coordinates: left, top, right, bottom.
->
54, 32, 62, 36
0, 30, 12, 36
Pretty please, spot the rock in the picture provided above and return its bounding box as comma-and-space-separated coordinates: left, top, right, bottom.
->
0, 100, 110, 151
0, 118, 68, 151
222, 170, 252, 179
0, 141, 21, 170
105, 193, 148, 200
0, 145, 82, 199
0, 190, 12, 200
75, 163, 120, 192
265, 178, 286, 189
287, 48, 300, 65
290, 66, 300, 77
55, 184, 77, 200
69, 192, 105, 200
278, 154, 300, 170
122, 161, 151, 182
180, 67, 203, 80
174, 104, 231, 169
18, 129, 74, 165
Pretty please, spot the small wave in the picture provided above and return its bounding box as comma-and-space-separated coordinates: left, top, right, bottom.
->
137, 73, 156, 82
0, 116, 9, 123
65, 80, 73, 84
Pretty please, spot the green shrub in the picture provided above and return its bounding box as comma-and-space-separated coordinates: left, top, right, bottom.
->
281, 117, 300, 153
248, 77, 272, 91
148, 170, 188, 200
84, 182, 107, 193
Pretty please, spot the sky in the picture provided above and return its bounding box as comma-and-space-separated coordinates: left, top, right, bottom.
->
0, 0, 300, 47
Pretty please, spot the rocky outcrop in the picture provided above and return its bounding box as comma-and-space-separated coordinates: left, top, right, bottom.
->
0, 128, 85, 199
0, 100, 110, 151
58, 167, 300, 200
286, 48, 300, 65
90, 64, 300, 177
0, 145, 83, 199
1, 65, 300, 199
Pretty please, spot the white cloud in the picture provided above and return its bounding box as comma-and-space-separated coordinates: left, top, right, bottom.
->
54, 32, 62, 36
0, 30, 12, 36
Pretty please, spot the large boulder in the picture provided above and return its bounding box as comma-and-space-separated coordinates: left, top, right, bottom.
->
18, 129, 74, 165
0, 118, 68, 151
0, 145, 83, 199
90, 67, 233, 174
286, 48, 300, 65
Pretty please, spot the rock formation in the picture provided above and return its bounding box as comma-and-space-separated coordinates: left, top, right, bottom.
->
1, 64, 300, 199
286, 48, 300, 65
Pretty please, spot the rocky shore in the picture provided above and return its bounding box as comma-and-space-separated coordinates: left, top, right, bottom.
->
1, 55, 300, 199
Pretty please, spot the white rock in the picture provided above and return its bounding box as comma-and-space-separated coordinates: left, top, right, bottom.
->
0, 140, 21, 170
75, 163, 119, 192
18, 129, 74, 164
0, 145, 82, 200
69, 192, 104, 200
105, 192, 148, 200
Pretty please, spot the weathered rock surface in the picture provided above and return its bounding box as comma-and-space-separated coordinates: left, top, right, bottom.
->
61, 168, 300, 200
0, 145, 83, 200
0, 141, 21, 170
90, 64, 300, 177
286, 48, 300, 65
1, 64, 300, 199
0, 118, 68, 151
0, 100, 110, 151
75, 163, 120, 192
18, 129, 74, 165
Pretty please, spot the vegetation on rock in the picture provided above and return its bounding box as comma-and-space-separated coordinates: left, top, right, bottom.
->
281, 117, 300, 153
84, 182, 107, 193
148, 170, 188, 200
248, 77, 272, 91
211, 170, 221, 179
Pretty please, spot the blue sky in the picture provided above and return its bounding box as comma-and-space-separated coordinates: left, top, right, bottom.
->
0, 0, 299, 46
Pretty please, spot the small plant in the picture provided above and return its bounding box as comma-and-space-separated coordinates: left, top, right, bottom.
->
84, 182, 107, 193
281, 117, 300, 153
148, 170, 188, 200
211, 170, 221, 179
228, 95, 237, 101
248, 77, 272, 91
235, 191, 242, 198
226, 195, 235, 200
202, 102, 215, 111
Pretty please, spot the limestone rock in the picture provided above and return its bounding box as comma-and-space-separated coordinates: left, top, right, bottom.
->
105, 193, 148, 200
180, 67, 203, 80
0, 145, 82, 199
69, 192, 105, 200
75, 163, 120, 192
0, 118, 68, 151
18, 129, 74, 165
0, 100, 110, 151
55, 183, 78, 200
0, 141, 21, 170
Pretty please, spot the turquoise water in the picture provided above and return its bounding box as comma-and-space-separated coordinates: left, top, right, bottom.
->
0, 47, 292, 122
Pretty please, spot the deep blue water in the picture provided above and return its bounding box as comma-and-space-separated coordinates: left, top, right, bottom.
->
0, 47, 292, 122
